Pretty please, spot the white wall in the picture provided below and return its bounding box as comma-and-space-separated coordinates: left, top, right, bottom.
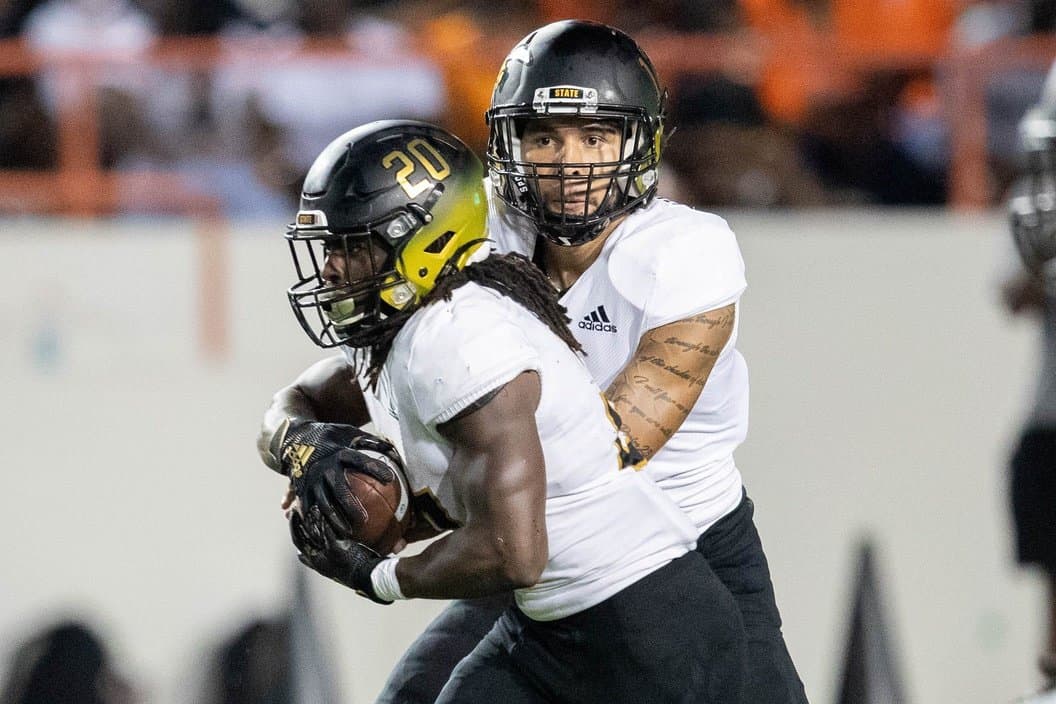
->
0, 210, 1043, 703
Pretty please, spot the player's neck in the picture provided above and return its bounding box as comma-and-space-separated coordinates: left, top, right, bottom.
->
542, 217, 623, 292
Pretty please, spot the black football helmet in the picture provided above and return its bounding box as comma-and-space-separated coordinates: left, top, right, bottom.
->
285, 120, 488, 348
485, 20, 665, 246
1010, 65, 1056, 278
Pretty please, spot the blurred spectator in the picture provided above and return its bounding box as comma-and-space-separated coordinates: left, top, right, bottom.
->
831, 0, 958, 186
0, 0, 48, 33
1032, 0, 1056, 31
386, 0, 541, 154
159, 0, 447, 216
142, 0, 245, 36
653, 1, 831, 206
739, 0, 853, 131
112, 0, 298, 216
1002, 59, 1056, 704
583, 0, 956, 206
797, 76, 950, 205
625, 0, 766, 130
21, 0, 160, 171
200, 616, 291, 704
22, 0, 154, 49
736, 0, 956, 204
1002, 256, 1056, 703
0, 0, 58, 171
0, 75, 57, 170
664, 123, 830, 207
0, 619, 139, 704
954, 0, 1052, 199
3, 0, 447, 217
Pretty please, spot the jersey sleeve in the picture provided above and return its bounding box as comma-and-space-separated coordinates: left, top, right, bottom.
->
403, 294, 542, 426
640, 213, 747, 331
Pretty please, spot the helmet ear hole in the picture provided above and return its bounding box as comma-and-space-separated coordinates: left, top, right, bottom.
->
424, 231, 456, 254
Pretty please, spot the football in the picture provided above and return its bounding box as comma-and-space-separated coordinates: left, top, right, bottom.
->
339, 451, 412, 555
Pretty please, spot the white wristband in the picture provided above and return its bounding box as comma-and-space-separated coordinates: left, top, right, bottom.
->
370, 557, 405, 601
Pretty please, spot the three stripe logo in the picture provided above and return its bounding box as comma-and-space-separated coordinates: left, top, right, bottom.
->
283, 443, 315, 479
578, 305, 617, 333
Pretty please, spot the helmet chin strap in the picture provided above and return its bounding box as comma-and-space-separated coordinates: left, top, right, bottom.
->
541, 213, 611, 246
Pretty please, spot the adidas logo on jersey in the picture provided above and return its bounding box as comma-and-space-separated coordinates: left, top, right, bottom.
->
578, 305, 617, 333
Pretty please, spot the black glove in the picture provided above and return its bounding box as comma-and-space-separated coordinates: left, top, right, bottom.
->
276, 420, 401, 534
291, 505, 391, 604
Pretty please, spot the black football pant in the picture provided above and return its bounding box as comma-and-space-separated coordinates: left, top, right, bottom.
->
434, 551, 746, 703
375, 492, 807, 704
1010, 425, 1056, 571
699, 493, 808, 703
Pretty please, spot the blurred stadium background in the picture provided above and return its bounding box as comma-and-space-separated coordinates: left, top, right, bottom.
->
0, 0, 1053, 702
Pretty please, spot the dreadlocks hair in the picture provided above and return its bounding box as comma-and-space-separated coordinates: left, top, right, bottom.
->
361, 252, 582, 390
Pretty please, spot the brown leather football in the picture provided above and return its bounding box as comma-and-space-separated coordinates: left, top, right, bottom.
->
340, 463, 412, 555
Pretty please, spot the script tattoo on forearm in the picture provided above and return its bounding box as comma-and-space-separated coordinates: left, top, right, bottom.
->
607, 380, 665, 457
606, 304, 735, 458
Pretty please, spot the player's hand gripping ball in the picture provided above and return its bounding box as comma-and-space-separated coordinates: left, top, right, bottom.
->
290, 506, 391, 604
278, 420, 411, 554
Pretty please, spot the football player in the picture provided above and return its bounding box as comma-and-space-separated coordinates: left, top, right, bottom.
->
264, 120, 747, 703
1004, 60, 1056, 702
373, 20, 809, 704
1010, 62, 1056, 281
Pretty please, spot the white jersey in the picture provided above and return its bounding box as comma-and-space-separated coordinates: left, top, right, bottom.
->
489, 194, 749, 533
339, 347, 405, 451
383, 282, 697, 621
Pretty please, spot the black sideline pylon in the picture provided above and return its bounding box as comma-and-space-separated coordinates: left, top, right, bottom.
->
835, 540, 909, 704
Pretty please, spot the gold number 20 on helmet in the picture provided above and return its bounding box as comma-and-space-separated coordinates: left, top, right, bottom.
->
285, 120, 488, 348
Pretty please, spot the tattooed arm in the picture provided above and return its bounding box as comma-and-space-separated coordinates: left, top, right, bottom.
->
605, 303, 736, 459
